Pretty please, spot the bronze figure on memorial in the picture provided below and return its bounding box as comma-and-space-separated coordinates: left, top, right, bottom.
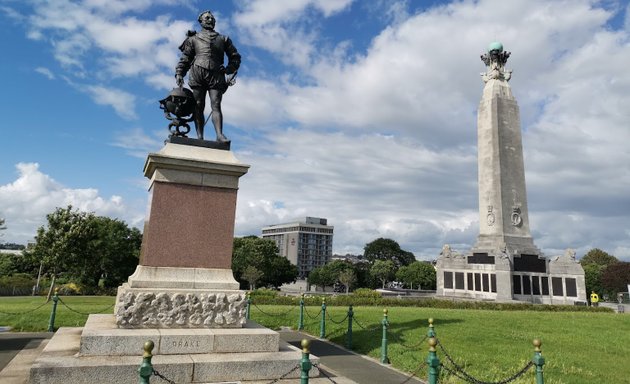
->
174, 10, 241, 142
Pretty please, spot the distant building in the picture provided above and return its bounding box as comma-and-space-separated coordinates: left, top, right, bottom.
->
262, 217, 333, 278
331, 253, 365, 264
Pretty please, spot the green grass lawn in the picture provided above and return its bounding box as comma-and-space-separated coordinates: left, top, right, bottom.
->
1, 297, 627, 383
248, 304, 629, 384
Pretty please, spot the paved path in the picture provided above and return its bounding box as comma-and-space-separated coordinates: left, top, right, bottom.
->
0, 332, 50, 371
279, 330, 425, 384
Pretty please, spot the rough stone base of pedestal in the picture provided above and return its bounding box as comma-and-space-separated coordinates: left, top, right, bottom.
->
29, 325, 319, 384
115, 284, 247, 328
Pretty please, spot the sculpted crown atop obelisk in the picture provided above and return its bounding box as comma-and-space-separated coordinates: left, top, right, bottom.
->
480, 41, 512, 83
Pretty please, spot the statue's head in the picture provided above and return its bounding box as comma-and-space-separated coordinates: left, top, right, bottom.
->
198, 10, 216, 30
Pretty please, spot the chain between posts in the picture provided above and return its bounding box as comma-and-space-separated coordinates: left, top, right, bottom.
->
312, 363, 339, 384
398, 359, 427, 384
57, 297, 115, 315
326, 311, 348, 324
0, 299, 50, 315
437, 338, 536, 384
303, 305, 322, 320
251, 302, 296, 317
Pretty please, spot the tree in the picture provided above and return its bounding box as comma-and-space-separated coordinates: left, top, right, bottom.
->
24, 206, 96, 294
338, 269, 357, 293
92, 217, 142, 288
370, 260, 396, 289
0, 217, 6, 237
583, 263, 605, 296
396, 261, 436, 290
307, 265, 337, 292
601, 262, 630, 296
24, 206, 142, 292
363, 238, 415, 267
580, 248, 618, 267
242, 265, 264, 290
232, 237, 298, 289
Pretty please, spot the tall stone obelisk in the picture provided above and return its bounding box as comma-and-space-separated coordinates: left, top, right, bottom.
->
436, 42, 585, 304
473, 42, 540, 258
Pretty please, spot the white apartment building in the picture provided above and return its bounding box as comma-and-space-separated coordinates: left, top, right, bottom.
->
261, 217, 333, 278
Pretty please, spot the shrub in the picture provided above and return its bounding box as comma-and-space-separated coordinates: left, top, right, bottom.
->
250, 288, 279, 298
352, 288, 381, 298
57, 282, 82, 296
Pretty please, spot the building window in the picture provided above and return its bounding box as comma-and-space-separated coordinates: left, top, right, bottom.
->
444, 271, 453, 289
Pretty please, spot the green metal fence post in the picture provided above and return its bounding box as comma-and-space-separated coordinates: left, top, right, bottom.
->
346, 305, 353, 350
380, 308, 390, 364
300, 339, 312, 384
319, 298, 326, 338
532, 339, 545, 384
298, 293, 305, 330
427, 317, 436, 338
47, 289, 59, 332
246, 292, 251, 320
138, 340, 154, 384
426, 337, 440, 384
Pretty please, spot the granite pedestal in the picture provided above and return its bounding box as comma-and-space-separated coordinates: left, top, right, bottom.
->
30, 142, 319, 383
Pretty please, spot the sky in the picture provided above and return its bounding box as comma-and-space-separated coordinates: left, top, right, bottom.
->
0, 0, 629, 261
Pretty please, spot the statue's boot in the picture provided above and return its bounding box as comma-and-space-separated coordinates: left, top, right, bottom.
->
215, 126, 229, 142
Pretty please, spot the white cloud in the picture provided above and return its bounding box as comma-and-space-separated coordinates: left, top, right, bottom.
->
84, 85, 138, 120
0, 163, 142, 244
34, 67, 55, 80
4, 0, 629, 261
226, 0, 630, 260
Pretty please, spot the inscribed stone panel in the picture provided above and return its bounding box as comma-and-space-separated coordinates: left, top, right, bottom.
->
444, 271, 453, 289
482, 274, 489, 292
532, 276, 541, 295
513, 275, 522, 294
522, 275, 531, 295
474, 273, 482, 292
467, 273, 474, 291
565, 278, 577, 297
491, 274, 497, 293
455, 272, 465, 289
541, 277, 549, 295
552, 277, 563, 297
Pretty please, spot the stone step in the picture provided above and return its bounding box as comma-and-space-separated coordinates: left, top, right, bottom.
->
80, 315, 279, 356
30, 327, 319, 384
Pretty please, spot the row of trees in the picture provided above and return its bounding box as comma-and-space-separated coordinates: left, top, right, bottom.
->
581, 248, 630, 298
229, 236, 437, 292
308, 238, 436, 292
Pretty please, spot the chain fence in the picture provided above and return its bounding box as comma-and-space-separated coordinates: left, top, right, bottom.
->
265, 364, 300, 384
151, 368, 177, 384
149, 364, 305, 384
437, 339, 534, 384
252, 302, 297, 317
57, 297, 115, 315
0, 299, 50, 315
398, 359, 427, 384
326, 311, 348, 325
396, 334, 428, 352
352, 316, 381, 332
312, 363, 339, 384
304, 305, 322, 320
